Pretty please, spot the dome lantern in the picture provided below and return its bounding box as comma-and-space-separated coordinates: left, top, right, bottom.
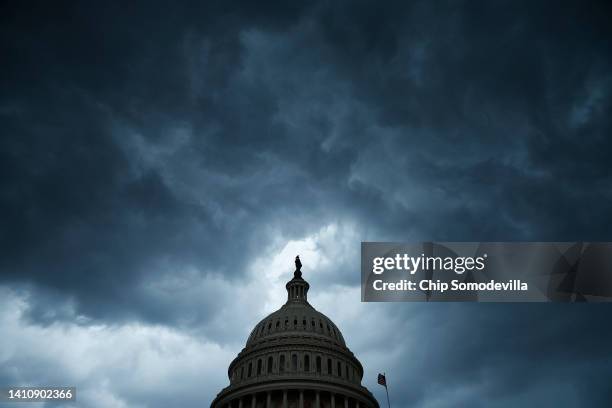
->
286, 255, 309, 302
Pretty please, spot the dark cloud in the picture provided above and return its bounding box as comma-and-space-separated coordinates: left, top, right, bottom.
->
1, 1, 612, 407
376, 304, 612, 407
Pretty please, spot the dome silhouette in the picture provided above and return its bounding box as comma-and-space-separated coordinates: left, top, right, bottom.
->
211, 258, 379, 408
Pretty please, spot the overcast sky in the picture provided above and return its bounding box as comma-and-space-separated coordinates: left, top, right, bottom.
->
1, 1, 612, 407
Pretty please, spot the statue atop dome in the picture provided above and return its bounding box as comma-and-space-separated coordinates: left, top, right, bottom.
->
294, 255, 302, 277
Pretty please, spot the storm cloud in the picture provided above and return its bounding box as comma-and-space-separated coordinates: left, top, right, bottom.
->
1, 1, 612, 407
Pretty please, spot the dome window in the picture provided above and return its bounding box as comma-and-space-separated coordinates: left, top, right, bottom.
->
316, 356, 321, 373
292, 354, 298, 371
304, 354, 310, 372
279, 354, 285, 373
267, 356, 273, 374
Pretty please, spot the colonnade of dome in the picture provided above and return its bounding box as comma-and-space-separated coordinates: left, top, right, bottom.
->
222, 388, 367, 408
230, 345, 361, 385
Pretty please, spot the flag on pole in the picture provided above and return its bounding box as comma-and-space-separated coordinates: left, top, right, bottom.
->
378, 373, 391, 408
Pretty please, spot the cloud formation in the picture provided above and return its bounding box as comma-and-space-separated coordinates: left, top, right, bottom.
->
1, 1, 612, 407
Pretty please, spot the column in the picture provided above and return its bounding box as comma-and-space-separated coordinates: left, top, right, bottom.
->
344, 396, 348, 408
252, 394, 256, 408
267, 392, 271, 408
282, 391, 288, 408
355, 401, 359, 408
331, 393, 335, 408
299, 390, 304, 408
315, 391, 320, 408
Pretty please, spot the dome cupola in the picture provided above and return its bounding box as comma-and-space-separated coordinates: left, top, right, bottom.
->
286, 256, 309, 302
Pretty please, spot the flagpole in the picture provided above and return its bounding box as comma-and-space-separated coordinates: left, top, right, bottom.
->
384, 372, 391, 408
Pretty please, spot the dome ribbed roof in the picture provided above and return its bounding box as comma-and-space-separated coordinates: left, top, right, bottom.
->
246, 256, 346, 347
246, 301, 346, 347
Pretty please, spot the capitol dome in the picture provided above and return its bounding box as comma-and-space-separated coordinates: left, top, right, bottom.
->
211, 257, 379, 408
